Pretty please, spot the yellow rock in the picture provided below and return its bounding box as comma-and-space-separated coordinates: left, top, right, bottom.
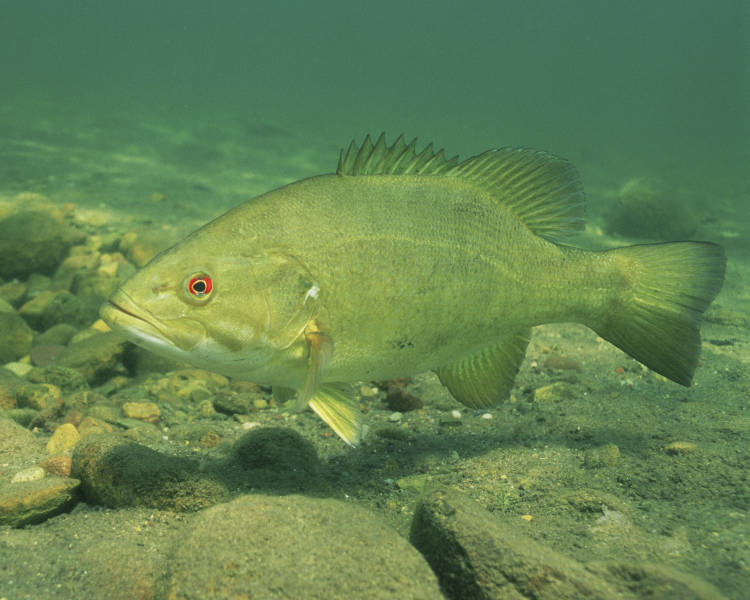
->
122, 401, 161, 422
664, 441, 696, 455
46, 423, 81, 454
78, 416, 113, 437
90, 319, 111, 333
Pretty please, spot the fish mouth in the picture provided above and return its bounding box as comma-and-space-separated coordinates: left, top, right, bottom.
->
100, 291, 178, 349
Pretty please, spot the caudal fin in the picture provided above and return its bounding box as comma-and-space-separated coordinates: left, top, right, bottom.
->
595, 242, 725, 385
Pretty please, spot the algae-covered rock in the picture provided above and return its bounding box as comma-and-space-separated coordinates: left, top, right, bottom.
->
0, 211, 73, 278
165, 494, 443, 600
26, 365, 89, 392
587, 561, 726, 600
57, 331, 130, 384
0, 476, 80, 527
604, 178, 698, 240
0, 311, 34, 363
410, 488, 622, 599
232, 427, 320, 489
71, 433, 227, 511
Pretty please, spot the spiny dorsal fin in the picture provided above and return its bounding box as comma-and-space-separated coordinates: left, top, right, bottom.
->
337, 133, 460, 177
336, 133, 585, 242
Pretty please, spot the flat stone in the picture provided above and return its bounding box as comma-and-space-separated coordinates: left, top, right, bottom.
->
121, 401, 161, 422
0, 476, 80, 526
410, 488, 622, 599
165, 494, 443, 600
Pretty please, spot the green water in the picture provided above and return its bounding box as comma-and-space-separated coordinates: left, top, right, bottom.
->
0, 1, 748, 598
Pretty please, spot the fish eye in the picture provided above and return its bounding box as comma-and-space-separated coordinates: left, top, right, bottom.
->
184, 273, 213, 303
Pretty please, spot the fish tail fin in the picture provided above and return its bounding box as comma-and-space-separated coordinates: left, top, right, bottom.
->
593, 241, 725, 385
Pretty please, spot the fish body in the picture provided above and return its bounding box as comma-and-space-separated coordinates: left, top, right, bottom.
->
101, 134, 725, 445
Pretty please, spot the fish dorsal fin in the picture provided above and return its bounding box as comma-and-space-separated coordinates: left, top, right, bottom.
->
337, 133, 460, 177
337, 134, 585, 242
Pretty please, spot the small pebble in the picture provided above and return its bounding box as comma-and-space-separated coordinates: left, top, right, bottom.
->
388, 411, 403, 423
664, 441, 696, 455
122, 401, 161, 423
11, 466, 46, 483
480, 412, 493, 420
450, 409, 462, 419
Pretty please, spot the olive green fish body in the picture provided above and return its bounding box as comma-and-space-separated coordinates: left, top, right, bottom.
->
101, 134, 725, 445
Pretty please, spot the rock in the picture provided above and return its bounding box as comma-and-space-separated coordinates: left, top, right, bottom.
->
46, 423, 81, 454
57, 331, 130, 385
384, 387, 423, 412
119, 228, 180, 267
664, 441, 697, 455
2, 361, 33, 378
121, 401, 160, 423
0, 312, 34, 363
587, 561, 726, 600
0, 368, 25, 409
41, 454, 73, 477
30, 343, 67, 367
17, 383, 64, 412
232, 427, 320, 490
533, 381, 577, 403
544, 354, 581, 371
21, 290, 90, 330
212, 390, 257, 414
71, 433, 227, 511
0, 417, 45, 478
583, 443, 621, 468
0, 210, 73, 278
0, 476, 80, 526
604, 178, 698, 241
0, 297, 15, 313
165, 494, 443, 600
10, 466, 46, 483
35, 322, 79, 347
0, 279, 27, 307
77, 416, 113, 437
410, 488, 622, 599
26, 365, 89, 392
0, 506, 178, 599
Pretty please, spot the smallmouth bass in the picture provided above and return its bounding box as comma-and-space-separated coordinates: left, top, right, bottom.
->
101, 134, 725, 445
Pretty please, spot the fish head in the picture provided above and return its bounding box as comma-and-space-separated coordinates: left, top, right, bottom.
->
100, 240, 321, 377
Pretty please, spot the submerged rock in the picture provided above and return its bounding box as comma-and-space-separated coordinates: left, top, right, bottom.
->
0, 476, 80, 527
0, 210, 73, 278
0, 311, 34, 363
71, 433, 227, 511
604, 178, 698, 241
410, 488, 621, 599
165, 494, 443, 600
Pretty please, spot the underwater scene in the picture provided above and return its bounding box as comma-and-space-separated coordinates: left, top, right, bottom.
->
0, 1, 748, 598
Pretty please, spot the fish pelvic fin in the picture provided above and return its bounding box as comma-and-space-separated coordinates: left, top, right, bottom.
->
436, 329, 531, 409
309, 384, 362, 447
337, 134, 585, 242
594, 241, 725, 386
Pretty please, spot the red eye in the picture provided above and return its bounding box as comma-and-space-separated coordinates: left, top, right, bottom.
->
187, 275, 213, 297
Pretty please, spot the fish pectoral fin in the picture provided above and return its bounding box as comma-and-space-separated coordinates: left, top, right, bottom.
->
296, 329, 334, 406
308, 384, 362, 447
436, 329, 531, 409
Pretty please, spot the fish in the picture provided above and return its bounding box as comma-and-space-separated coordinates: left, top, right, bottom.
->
100, 134, 726, 446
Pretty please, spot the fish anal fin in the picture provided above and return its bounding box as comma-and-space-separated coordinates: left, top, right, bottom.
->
309, 384, 362, 447
436, 330, 531, 409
